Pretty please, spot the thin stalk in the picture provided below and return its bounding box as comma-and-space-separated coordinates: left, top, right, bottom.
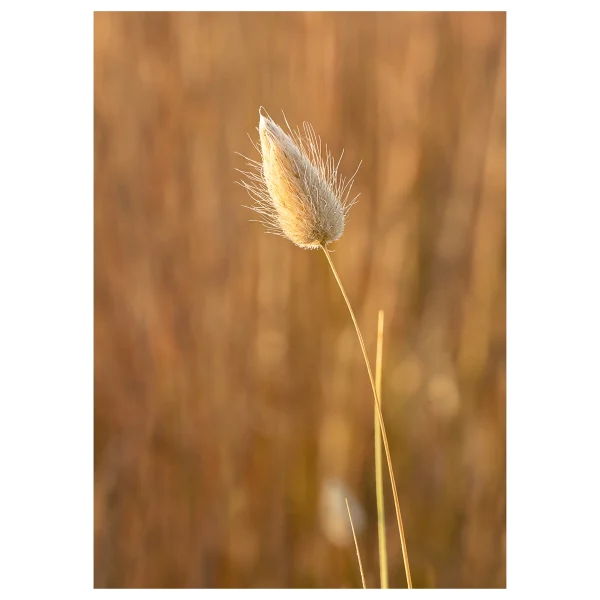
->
346, 498, 366, 589
375, 309, 389, 589
321, 245, 412, 589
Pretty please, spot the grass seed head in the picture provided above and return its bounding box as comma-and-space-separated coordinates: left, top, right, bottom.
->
237, 109, 360, 249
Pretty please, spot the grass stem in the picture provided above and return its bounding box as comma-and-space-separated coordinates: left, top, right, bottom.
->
375, 309, 389, 589
345, 498, 366, 589
322, 245, 412, 589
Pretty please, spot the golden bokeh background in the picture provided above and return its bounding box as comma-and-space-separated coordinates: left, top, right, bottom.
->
94, 11, 506, 588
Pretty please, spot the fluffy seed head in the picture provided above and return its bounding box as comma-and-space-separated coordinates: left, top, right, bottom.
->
237, 110, 360, 249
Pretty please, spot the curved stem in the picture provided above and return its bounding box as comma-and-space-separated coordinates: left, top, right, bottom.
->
321, 245, 412, 589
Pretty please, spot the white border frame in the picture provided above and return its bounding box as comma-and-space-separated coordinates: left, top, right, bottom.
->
88, 8, 512, 592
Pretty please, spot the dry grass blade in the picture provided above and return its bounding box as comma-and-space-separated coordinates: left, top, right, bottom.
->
345, 497, 366, 589
321, 246, 412, 589
375, 309, 389, 589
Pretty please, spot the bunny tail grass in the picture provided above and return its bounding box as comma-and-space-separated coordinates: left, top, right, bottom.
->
238, 110, 411, 587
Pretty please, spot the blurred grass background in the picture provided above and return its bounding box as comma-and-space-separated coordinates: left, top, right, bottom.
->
94, 11, 506, 588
